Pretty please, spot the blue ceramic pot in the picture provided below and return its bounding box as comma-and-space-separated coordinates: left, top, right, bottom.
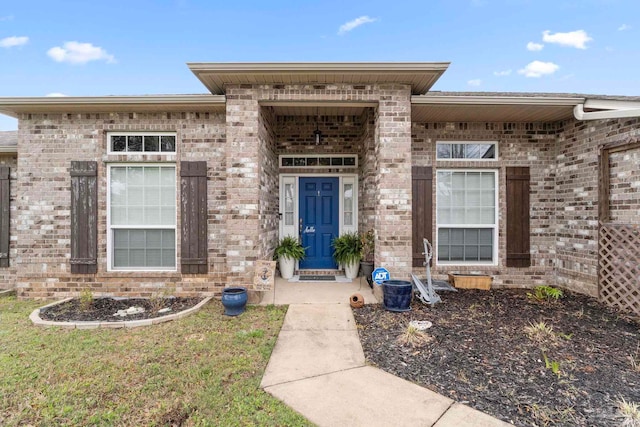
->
221, 287, 248, 316
382, 280, 412, 312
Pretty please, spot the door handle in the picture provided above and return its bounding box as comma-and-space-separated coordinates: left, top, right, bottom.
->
299, 218, 303, 236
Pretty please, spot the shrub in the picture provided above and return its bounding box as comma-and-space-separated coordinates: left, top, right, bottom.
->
527, 285, 564, 302
332, 232, 362, 266
274, 236, 306, 261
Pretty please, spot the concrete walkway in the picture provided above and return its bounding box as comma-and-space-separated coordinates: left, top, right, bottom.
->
261, 301, 513, 427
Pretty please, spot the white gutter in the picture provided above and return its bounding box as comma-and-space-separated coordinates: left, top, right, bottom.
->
0, 146, 17, 154
573, 99, 640, 120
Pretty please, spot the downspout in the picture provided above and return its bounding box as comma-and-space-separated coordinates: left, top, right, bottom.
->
574, 104, 640, 120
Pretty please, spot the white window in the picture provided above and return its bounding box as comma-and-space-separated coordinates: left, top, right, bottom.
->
436, 141, 497, 160
279, 154, 357, 168
109, 132, 176, 154
284, 182, 295, 226
343, 182, 354, 226
108, 165, 176, 270
436, 170, 497, 264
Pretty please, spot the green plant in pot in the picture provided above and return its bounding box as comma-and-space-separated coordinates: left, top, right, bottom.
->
359, 229, 375, 285
274, 236, 305, 279
332, 232, 362, 280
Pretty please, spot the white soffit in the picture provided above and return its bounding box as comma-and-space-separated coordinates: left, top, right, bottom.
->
0, 95, 226, 118
412, 95, 585, 122
188, 62, 450, 95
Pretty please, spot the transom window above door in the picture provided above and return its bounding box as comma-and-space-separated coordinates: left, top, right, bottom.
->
279, 154, 357, 168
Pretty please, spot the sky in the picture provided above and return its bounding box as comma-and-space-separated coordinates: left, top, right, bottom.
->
1, 0, 639, 130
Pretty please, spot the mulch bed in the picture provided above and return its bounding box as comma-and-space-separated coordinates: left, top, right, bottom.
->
39, 297, 203, 322
353, 289, 640, 427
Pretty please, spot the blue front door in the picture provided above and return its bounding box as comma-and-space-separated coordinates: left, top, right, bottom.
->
298, 177, 339, 269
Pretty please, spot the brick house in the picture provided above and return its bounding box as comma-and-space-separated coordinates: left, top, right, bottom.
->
0, 62, 638, 312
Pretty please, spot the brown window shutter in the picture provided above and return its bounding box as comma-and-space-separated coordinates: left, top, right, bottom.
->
70, 161, 98, 274
506, 167, 531, 267
0, 166, 10, 268
180, 161, 208, 274
412, 166, 433, 267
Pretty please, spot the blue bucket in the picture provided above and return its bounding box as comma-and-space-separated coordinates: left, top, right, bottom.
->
382, 280, 412, 312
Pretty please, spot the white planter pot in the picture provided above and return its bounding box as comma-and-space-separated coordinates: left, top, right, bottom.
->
344, 261, 360, 280
279, 256, 295, 279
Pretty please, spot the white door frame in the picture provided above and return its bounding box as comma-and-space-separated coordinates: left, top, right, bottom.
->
279, 173, 358, 268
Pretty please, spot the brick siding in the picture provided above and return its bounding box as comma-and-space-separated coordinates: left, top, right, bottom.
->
11, 94, 640, 300
0, 154, 17, 289
411, 121, 560, 289
16, 112, 227, 298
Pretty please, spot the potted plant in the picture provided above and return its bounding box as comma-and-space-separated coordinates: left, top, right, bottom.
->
274, 236, 305, 279
359, 229, 375, 283
332, 232, 362, 279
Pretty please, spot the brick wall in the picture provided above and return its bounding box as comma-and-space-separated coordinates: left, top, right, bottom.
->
16, 112, 227, 298
375, 85, 413, 279
225, 89, 261, 285
14, 89, 639, 300
608, 147, 640, 224
556, 117, 640, 296
358, 107, 377, 233
276, 114, 363, 154
411, 121, 560, 288
0, 154, 17, 289
258, 106, 279, 259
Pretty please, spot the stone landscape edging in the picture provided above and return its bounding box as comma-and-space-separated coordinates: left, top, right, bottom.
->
29, 296, 213, 329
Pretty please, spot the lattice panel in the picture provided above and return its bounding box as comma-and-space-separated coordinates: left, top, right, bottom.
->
599, 223, 640, 317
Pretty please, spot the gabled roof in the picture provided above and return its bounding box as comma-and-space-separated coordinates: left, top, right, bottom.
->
187, 62, 450, 95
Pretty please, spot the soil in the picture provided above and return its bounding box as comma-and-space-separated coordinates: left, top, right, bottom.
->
39, 297, 203, 322
353, 289, 640, 427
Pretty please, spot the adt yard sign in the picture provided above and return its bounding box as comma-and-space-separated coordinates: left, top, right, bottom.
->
372, 267, 390, 285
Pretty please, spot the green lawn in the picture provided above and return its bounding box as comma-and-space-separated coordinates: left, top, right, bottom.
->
0, 296, 313, 426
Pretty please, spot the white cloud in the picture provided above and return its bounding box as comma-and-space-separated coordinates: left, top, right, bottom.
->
0, 15, 14, 21
542, 30, 592, 49
518, 61, 559, 78
618, 24, 631, 31
467, 79, 482, 86
493, 69, 512, 77
526, 42, 544, 51
45, 93, 68, 97
47, 41, 115, 65
0, 36, 29, 48
337, 16, 377, 35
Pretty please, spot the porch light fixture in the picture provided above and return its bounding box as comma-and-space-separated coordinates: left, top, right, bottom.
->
313, 107, 322, 145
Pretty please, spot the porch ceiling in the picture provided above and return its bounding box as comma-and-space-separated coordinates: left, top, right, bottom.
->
188, 62, 450, 95
411, 95, 585, 122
